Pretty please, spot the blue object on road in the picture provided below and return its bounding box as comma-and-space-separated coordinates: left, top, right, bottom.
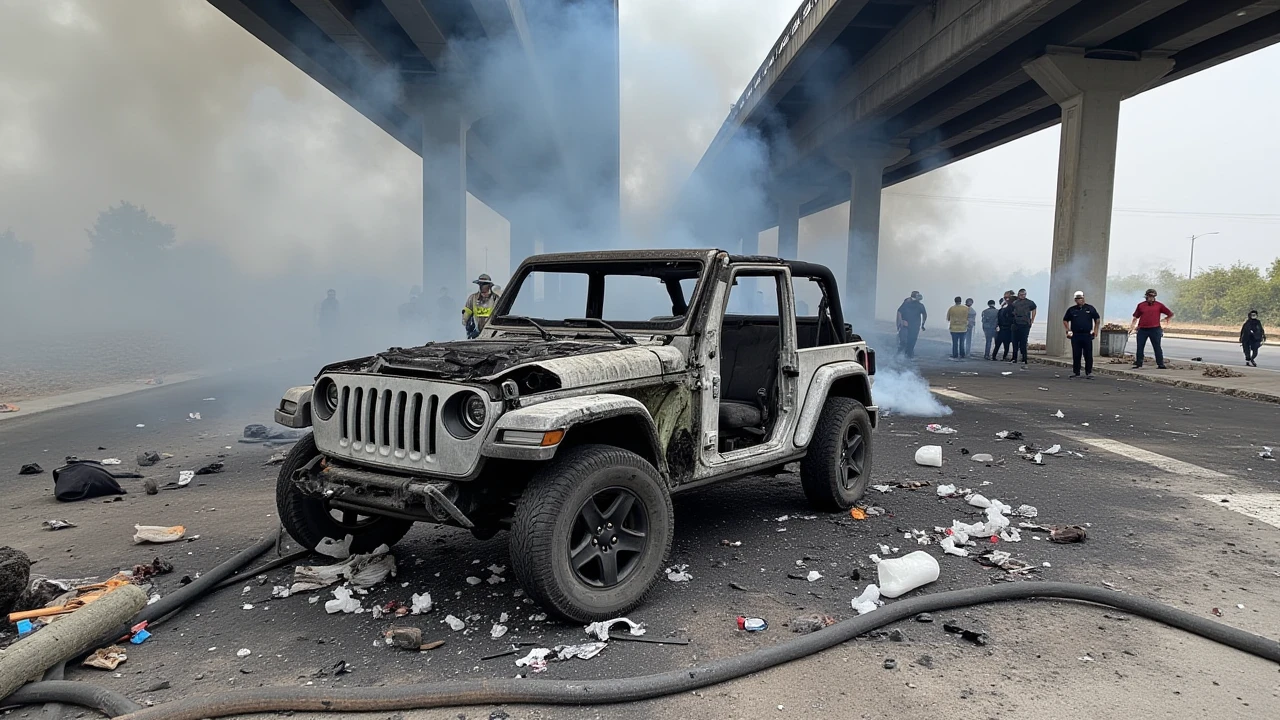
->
130, 628, 152, 644
16, 619, 33, 635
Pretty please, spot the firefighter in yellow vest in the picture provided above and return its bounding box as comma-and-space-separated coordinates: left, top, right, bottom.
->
461, 273, 500, 337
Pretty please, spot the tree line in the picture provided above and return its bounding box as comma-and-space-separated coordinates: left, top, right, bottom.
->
1109, 260, 1280, 326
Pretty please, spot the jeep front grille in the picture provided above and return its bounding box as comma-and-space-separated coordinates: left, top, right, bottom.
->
313, 373, 493, 478
339, 386, 439, 460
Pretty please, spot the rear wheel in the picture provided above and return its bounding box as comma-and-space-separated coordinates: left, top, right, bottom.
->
510, 444, 673, 623
800, 397, 873, 510
275, 434, 413, 553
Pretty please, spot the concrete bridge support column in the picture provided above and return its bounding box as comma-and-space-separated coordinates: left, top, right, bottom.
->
831, 143, 908, 331
776, 200, 801, 260
1024, 47, 1172, 357
422, 108, 472, 310
509, 220, 537, 278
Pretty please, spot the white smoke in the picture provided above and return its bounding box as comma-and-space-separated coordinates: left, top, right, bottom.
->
871, 367, 953, 418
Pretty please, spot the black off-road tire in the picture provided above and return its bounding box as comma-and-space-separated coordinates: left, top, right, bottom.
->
510, 444, 673, 623
800, 397, 873, 511
276, 434, 413, 554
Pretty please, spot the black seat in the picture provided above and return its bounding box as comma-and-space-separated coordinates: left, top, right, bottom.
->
719, 400, 763, 431
717, 317, 780, 436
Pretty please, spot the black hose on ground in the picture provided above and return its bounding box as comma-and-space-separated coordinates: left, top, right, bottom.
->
85, 581, 1278, 720
209, 548, 311, 593
90, 530, 279, 650
38, 661, 65, 720
2, 681, 141, 717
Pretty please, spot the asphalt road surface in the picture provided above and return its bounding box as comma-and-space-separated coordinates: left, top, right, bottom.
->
1, 359, 1278, 719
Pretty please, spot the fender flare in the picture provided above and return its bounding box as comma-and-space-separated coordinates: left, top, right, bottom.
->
274, 386, 313, 429
483, 394, 664, 470
793, 363, 876, 448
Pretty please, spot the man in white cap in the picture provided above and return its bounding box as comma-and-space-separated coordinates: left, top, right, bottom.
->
462, 273, 501, 337
1061, 290, 1100, 378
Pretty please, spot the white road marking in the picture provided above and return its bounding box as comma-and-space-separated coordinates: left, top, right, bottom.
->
930, 388, 994, 405
1053, 432, 1229, 479
1198, 494, 1280, 529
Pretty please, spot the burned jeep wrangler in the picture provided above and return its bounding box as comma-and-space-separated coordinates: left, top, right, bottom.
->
274, 249, 877, 621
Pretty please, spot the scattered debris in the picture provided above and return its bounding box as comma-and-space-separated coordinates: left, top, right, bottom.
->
889, 628, 907, 642
849, 508, 867, 520
877, 551, 939, 598
665, 564, 692, 582
443, 614, 466, 631
736, 616, 767, 632
515, 648, 552, 673
914, 445, 943, 467
870, 484, 895, 493
236, 648, 252, 658
728, 582, 750, 591
82, 646, 128, 670
291, 547, 396, 592
100, 458, 121, 465
178, 470, 195, 487
386, 626, 423, 650
995, 430, 1023, 440
0, 403, 19, 414
925, 424, 957, 435
1203, 365, 1244, 378
851, 584, 882, 615
970, 453, 994, 463
789, 613, 837, 634
240, 424, 306, 445
315, 535, 354, 560
53, 461, 131, 502
939, 537, 969, 557
143, 479, 159, 495
936, 484, 958, 497
1259, 447, 1274, 460
490, 623, 509, 639
324, 586, 362, 614
585, 617, 645, 641
136, 451, 161, 467
1053, 410, 1064, 419
897, 480, 930, 489
466, 576, 482, 585
1049, 525, 1087, 543
18, 463, 43, 475
41, 519, 76, 531
1013, 504, 1038, 518
943, 621, 988, 646
805, 570, 823, 582
410, 592, 432, 614
188, 413, 202, 421
555, 642, 607, 660
1001, 371, 1013, 376
195, 462, 224, 475
915, 613, 933, 623
720, 540, 742, 547
1043, 444, 1062, 455
264, 452, 287, 466
132, 557, 174, 580
977, 551, 1035, 574
133, 525, 186, 544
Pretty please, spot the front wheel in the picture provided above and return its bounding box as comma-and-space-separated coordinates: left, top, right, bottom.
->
510, 444, 673, 623
275, 434, 413, 554
800, 397, 873, 510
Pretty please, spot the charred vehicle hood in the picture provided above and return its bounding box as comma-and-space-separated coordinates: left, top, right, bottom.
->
321, 338, 683, 385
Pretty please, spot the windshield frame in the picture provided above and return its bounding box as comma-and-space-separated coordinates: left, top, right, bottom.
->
488, 257, 712, 335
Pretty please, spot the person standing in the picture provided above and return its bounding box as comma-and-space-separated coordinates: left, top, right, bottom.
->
981, 300, 999, 359
896, 291, 927, 358
1062, 290, 1100, 378
462, 273, 501, 338
947, 296, 968, 359
963, 298, 977, 358
993, 291, 1015, 361
1129, 288, 1173, 369
318, 289, 340, 338
1010, 288, 1037, 364
1240, 310, 1266, 367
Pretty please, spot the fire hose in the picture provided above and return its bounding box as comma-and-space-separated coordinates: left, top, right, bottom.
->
4, 581, 1277, 719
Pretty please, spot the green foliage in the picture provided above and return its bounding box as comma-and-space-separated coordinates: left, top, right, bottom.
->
87, 202, 175, 271
1108, 260, 1279, 326
0, 227, 33, 269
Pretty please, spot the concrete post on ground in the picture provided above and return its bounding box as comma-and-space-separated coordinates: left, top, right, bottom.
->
1024, 47, 1172, 357
421, 105, 473, 318
828, 142, 909, 332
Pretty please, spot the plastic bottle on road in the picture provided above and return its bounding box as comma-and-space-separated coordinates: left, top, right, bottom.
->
877, 550, 940, 598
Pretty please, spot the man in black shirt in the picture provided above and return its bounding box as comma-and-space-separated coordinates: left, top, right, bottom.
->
1062, 290, 1101, 378
896, 291, 927, 358
1009, 288, 1037, 364
992, 290, 1015, 360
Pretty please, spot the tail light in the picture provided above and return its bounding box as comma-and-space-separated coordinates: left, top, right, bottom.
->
859, 348, 876, 375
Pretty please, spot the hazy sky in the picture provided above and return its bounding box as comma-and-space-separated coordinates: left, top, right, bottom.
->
1, 0, 1276, 289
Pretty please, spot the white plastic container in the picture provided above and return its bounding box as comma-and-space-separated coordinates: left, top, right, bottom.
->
876, 550, 940, 598
914, 445, 943, 467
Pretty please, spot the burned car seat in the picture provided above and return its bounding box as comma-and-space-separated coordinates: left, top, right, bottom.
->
717, 317, 780, 435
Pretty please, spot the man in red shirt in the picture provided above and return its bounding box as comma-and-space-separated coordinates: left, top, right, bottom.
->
1129, 288, 1174, 369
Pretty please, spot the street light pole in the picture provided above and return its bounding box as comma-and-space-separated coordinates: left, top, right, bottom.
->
1188, 232, 1220, 279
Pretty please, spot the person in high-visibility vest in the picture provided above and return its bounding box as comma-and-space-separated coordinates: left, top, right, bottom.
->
461, 273, 500, 337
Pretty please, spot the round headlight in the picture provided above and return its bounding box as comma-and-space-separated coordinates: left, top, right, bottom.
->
462, 394, 487, 431
314, 379, 339, 421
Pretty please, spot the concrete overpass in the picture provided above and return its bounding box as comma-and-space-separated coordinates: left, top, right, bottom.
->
689, 0, 1280, 354
210, 0, 620, 297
